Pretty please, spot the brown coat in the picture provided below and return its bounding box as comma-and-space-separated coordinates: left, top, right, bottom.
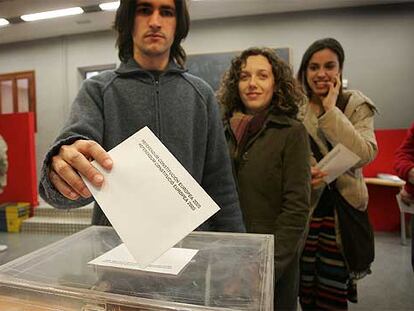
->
301, 90, 378, 211
225, 113, 311, 280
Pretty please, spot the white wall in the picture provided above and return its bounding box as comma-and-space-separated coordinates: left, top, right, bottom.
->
0, 4, 413, 182
0, 32, 118, 180
186, 4, 414, 129
1, 38, 69, 178
65, 31, 119, 112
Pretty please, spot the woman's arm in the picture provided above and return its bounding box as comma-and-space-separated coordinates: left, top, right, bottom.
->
318, 103, 377, 167
274, 123, 311, 280
394, 123, 414, 197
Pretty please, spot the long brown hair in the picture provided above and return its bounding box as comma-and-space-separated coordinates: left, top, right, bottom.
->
297, 38, 349, 111
113, 0, 190, 68
218, 47, 303, 119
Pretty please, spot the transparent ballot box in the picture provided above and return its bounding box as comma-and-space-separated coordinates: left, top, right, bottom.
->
0, 226, 274, 310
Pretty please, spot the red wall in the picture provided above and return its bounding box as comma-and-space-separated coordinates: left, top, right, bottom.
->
363, 129, 408, 231
0, 112, 38, 206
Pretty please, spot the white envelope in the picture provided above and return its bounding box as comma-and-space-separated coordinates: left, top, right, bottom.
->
82, 126, 220, 268
89, 244, 198, 275
316, 143, 361, 184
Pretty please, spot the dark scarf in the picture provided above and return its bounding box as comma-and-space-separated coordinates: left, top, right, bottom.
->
230, 110, 268, 152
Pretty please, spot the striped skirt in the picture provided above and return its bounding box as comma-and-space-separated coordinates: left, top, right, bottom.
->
299, 188, 355, 310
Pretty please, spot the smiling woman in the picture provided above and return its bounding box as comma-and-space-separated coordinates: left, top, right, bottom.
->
237, 55, 275, 114
218, 47, 311, 311
297, 38, 378, 311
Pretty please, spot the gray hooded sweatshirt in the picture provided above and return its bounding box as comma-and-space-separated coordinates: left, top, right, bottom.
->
39, 58, 245, 233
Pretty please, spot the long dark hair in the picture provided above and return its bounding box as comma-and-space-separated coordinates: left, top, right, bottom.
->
297, 38, 349, 111
113, 0, 190, 68
218, 47, 303, 119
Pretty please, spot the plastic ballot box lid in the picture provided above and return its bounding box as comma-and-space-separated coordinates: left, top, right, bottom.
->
0, 226, 274, 310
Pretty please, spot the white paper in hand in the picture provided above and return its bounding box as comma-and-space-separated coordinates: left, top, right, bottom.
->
316, 143, 361, 184
81, 126, 220, 268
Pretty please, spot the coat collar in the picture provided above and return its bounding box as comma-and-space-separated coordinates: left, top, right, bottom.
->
266, 112, 296, 127
343, 90, 377, 115
224, 110, 296, 131
301, 104, 329, 154
115, 58, 186, 76
301, 89, 378, 156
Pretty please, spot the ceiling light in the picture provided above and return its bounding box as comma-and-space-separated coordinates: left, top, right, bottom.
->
21, 7, 84, 22
0, 18, 9, 26
99, 1, 120, 11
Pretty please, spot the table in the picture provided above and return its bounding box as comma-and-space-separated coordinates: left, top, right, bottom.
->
364, 177, 405, 188
365, 177, 408, 245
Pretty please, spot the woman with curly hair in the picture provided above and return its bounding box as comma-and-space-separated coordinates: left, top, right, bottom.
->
217, 47, 311, 310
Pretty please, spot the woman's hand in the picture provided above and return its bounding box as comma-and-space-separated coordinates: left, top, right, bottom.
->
321, 75, 341, 112
311, 166, 327, 189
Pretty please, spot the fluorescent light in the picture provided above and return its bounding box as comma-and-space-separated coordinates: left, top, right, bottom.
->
99, 1, 120, 11
21, 7, 84, 22
0, 18, 9, 26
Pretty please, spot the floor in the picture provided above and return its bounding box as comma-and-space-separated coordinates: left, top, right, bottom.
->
352, 232, 414, 311
0, 231, 413, 310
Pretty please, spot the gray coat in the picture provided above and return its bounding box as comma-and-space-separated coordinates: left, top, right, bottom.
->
39, 59, 245, 233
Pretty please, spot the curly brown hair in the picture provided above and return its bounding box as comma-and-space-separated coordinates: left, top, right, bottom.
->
217, 47, 303, 119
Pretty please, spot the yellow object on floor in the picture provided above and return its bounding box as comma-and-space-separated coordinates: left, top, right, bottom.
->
0, 202, 30, 233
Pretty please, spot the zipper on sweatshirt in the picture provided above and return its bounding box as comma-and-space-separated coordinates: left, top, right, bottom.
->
153, 77, 161, 139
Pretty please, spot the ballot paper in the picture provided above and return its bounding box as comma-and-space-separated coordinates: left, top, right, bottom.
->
396, 194, 414, 214
89, 244, 198, 275
81, 126, 220, 268
316, 143, 361, 184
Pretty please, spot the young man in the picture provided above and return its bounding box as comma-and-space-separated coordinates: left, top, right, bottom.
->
39, 0, 245, 232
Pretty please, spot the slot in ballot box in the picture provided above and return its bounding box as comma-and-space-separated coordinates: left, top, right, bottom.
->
0, 226, 274, 310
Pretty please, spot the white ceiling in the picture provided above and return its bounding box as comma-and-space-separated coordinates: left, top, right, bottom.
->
0, 0, 412, 45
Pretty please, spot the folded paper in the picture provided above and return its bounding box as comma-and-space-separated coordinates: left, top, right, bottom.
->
82, 126, 219, 268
